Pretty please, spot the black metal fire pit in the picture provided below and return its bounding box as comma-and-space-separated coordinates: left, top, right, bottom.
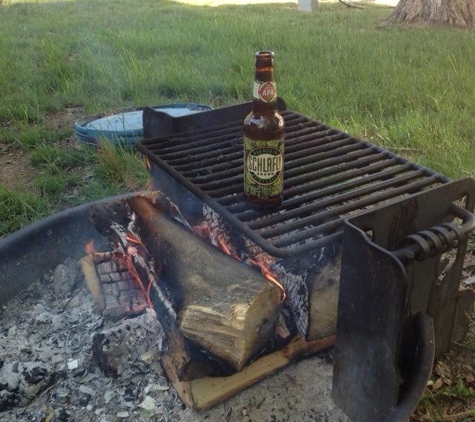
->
138, 100, 475, 422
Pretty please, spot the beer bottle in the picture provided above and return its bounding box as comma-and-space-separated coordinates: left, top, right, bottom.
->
243, 51, 285, 209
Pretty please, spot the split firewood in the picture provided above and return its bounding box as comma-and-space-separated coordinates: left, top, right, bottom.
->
81, 254, 150, 317
127, 194, 282, 372
202, 204, 341, 342
162, 334, 336, 410
89, 193, 282, 377
81, 254, 106, 312
307, 255, 341, 340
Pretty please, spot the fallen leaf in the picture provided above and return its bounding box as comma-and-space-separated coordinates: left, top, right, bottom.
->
432, 378, 444, 391
434, 361, 453, 385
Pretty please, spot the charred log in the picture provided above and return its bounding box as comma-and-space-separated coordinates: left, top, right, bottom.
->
163, 335, 336, 410
307, 255, 341, 340
127, 195, 282, 372
89, 199, 196, 380
89, 193, 282, 376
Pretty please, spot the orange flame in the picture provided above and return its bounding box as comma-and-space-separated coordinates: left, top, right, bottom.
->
145, 157, 152, 172
263, 271, 286, 301
125, 231, 156, 309
217, 238, 240, 261
121, 237, 154, 310
85, 239, 96, 255
248, 257, 286, 302
85, 234, 155, 311
126, 232, 146, 249
209, 236, 286, 302
194, 222, 212, 242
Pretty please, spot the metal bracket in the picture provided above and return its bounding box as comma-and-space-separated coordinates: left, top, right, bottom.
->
333, 178, 475, 422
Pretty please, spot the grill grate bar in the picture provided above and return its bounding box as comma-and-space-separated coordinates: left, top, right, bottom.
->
178, 144, 243, 175
173, 130, 349, 173
188, 142, 367, 185
194, 147, 381, 192
269, 175, 441, 248
253, 169, 429, 236
144, 111, 306, 156
283, 158, 406, 201
233, 161, 415, 219
279, 147, 379, 179
139, 108, 450, 257
215, 154, 402, 204
159, 125, 345, 171
147, 133, 241, 161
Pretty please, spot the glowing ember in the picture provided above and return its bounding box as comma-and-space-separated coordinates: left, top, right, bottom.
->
216, 238, 240, 261
193, 222, 212, 242
263, 272, 286, 302
125, 232, 147, 250
85, 239, 96, 255
196, 225, 286, 302
84, 233, 155, 311
145, 157, 152, 172
247, 257, 286, 302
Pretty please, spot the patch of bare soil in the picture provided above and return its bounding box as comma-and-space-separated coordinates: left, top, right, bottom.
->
0, 146, 34, 190
43, 107, 85, 133
0, 107, 85, 192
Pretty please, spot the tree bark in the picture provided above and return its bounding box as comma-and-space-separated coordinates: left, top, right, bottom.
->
386, 0, 475, 27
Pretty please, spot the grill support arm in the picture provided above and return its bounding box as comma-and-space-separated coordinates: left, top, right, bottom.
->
333, 178, 475, 422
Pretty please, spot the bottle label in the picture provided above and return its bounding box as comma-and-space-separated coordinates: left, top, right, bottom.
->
253, 81, 277, 103
244, 137, 283, 198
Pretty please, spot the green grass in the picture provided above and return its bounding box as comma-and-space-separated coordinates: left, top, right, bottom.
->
0, 0, 474, 236
417, 378, 475, 421
94, 140, 148, 192
0, 186, 51, 234
0, 2, 474, 419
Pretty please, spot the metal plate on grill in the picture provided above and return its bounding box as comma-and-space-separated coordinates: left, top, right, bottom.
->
138, 107, 449, 258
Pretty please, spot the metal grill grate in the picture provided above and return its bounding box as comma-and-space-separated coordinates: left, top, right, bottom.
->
138, 110, 449, 257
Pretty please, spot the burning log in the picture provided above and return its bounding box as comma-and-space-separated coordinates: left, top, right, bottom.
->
89, 193, 282, 374
128, 195, 283, 371
307, 255, 341, 340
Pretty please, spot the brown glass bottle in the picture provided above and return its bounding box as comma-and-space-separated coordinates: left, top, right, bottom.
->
243, 51, 285, 209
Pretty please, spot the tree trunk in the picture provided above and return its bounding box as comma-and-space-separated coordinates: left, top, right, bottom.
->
386, 0, 475, 27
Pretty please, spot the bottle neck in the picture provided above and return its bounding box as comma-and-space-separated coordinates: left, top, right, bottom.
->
252, 52, 278, 115
252, 76, 278, 114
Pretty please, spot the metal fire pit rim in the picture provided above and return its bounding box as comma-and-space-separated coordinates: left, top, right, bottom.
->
0, 192, 145, 307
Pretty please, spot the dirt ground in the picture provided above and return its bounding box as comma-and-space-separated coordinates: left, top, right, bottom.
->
0, 147, 33, 190
0, 107, 84, 192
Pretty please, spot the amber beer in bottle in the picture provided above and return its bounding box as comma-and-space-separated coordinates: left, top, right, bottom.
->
243, 51, 285, 209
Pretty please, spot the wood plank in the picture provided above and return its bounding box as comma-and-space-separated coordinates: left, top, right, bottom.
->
162, 335, 335, 410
